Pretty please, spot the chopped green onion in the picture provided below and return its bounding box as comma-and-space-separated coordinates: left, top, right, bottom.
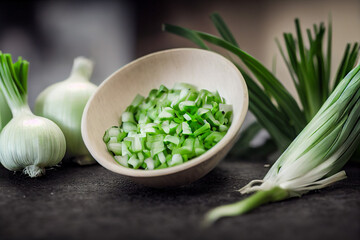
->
128, 155, 142, 169
164, 135, 180, 145
103, 83, 232, 169
169, 154, 183, 167
144, 158, 155, 170
122, 122, 137, 132
122, 112, 135, 123
131, 94, 145, 107
114, 155, 128, 167
182, 122, 192, 135
107, 142, 122, 155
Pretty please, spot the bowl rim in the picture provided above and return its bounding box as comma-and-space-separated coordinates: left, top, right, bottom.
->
82, 48, 248, 178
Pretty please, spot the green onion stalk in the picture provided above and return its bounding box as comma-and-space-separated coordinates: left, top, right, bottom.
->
0, 52, 66, 177
203, 64, 360, 225
163, 13, 359, 158
0, 91, 12, 131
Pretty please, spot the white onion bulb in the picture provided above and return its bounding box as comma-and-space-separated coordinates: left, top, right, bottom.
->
0, 107, 66, 177
35, 57, 97, 165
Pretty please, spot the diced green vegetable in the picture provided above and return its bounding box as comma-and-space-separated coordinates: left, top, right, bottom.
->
169, 154, 183, 167
131, 94, 145, 107
107, 142, 122, 155
122, 112, 135, 123
144, 158, 155, 170
122, 122, 137, 132
114, 155, 128, 167
164, 135, 180, 145
128, 155, 142, 169
103, 126, 120, 143
103, 83, 232, 169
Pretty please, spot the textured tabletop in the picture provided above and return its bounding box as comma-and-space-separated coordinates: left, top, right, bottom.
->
0, 158, 359, 240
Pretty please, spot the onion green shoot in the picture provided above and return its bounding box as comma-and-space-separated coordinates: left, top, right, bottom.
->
203, 64, 360, 225
163, 13, 359, 155
103, 83, 232, 170
163, 13, 360, 224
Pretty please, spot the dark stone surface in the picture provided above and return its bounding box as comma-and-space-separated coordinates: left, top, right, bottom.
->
0, 158, 359, 240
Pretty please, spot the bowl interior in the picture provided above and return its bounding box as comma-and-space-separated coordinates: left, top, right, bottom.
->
82, 48, 248, 178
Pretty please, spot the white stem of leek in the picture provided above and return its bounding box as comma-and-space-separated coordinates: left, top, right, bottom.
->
203, 64, 360, 225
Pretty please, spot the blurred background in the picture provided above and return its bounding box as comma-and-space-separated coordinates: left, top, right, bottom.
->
0, 0, 359, 109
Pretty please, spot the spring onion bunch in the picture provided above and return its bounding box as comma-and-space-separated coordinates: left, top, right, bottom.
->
203, 64, 360, 225
35, 57, 97, 165
0, 52, 66, 177
103, 83, 232, 169
163, 13, 359, 155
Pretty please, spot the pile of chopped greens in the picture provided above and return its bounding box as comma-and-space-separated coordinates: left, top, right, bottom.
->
103, 83, 232, 169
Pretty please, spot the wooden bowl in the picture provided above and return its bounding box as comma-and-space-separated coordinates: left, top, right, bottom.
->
81, 48, 248, 187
